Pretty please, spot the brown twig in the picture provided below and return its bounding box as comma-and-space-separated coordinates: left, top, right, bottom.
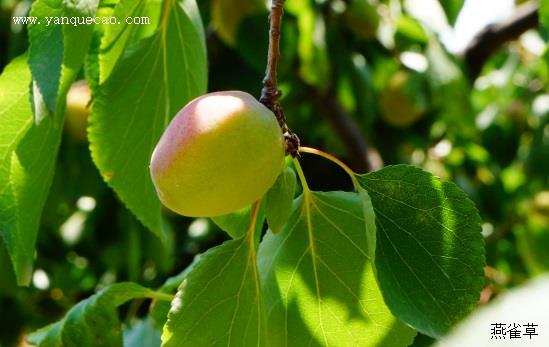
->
464, 0, 539, 81
259, 0, 300, 157
305, 85, 381, 173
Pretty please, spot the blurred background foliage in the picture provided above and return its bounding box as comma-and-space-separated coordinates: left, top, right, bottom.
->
0, 0, 548, 346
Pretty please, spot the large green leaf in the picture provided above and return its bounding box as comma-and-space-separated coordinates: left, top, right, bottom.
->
28, 283, 169, 347
89, 0, 207, 244
258, 191, 416, 347
435, 275, 549, 346
161, 229, 266, 346
357, 165, 485, 338
0, 56, 65, 285
28, 0, 99, 114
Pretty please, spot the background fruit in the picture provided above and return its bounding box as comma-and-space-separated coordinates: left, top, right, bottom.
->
64, 81, 91, 141
150, 91, 285, 217
379, 69, 427, 128
343, 0, 379, 40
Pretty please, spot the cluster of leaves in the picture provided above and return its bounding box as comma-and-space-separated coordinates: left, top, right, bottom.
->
0, 0, 547, 346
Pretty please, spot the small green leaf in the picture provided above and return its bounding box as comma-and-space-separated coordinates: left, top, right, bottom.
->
357, 165, 485, 338
89, 0, 207, 244
212, 201, 266, 239
266, 165, 297, 233
258, 191, 416, 347
435, 275, 549, 346
438, 0, 464, 25
28, 0, 99, 114
161, 232, 266, 347
28, 283, 166, 347
123, 318, 161, 347
211, 205, 254, 239
0, 55, 65, 285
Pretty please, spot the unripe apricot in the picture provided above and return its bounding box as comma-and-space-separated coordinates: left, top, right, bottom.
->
65, 81, 91, 141
379, 69, 427, 128
150, 91, 285, 217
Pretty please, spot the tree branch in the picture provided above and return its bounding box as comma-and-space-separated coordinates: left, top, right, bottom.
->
464, 0, 539, 81
260, 0, 300, 157
305, 85, 382, 173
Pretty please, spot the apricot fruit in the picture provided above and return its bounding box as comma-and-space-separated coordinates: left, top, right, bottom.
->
343, 0, 379, 40
379, 69, 427, 128
64, 81, 91, 141
150, 91, 285, 217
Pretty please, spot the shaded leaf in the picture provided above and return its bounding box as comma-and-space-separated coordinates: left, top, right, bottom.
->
123, 318, 161, 347
28, 283, 166, 347
212, 201, 266, 239
89, 0, 207, 244
211, 0, 265, 46
0, 55, 64, 285
266, 165, 297, 233
258, 191, 416, 347
357, 165, 485, 337
286, 0, 330, 89
161, 231, 266, 347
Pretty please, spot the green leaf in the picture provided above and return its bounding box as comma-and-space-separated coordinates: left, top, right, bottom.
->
211, 205, 254, 239
99, 0, 159, 83
123, 318, 161, 347
212, 201, 266, 239
357, 165, 485, 338
286, 0, 330, 89
0, 238, 17, 294
161, 232, 266, 346
0, 55, 65, 285
211, 0, 265, 46
149, 255, 201, 329
435, 275, 549, 346
89, 0, 207, 244
258, 191, 416, 347
541, 0, 549, 40
266, 165, 297, 233
438, 0, 464, 25
28, 0, 99, 114
28, 283, 166, 347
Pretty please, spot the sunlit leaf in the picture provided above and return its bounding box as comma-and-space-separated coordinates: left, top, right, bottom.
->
0, 56, 65, 285
258, 191, 416, 346
161, 231, 266, 346
89, 0, 207, 244
28, 0, 99, 114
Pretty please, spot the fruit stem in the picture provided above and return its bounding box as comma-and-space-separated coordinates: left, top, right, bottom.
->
299, 146, 360, 188
260, 0, 300, 157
